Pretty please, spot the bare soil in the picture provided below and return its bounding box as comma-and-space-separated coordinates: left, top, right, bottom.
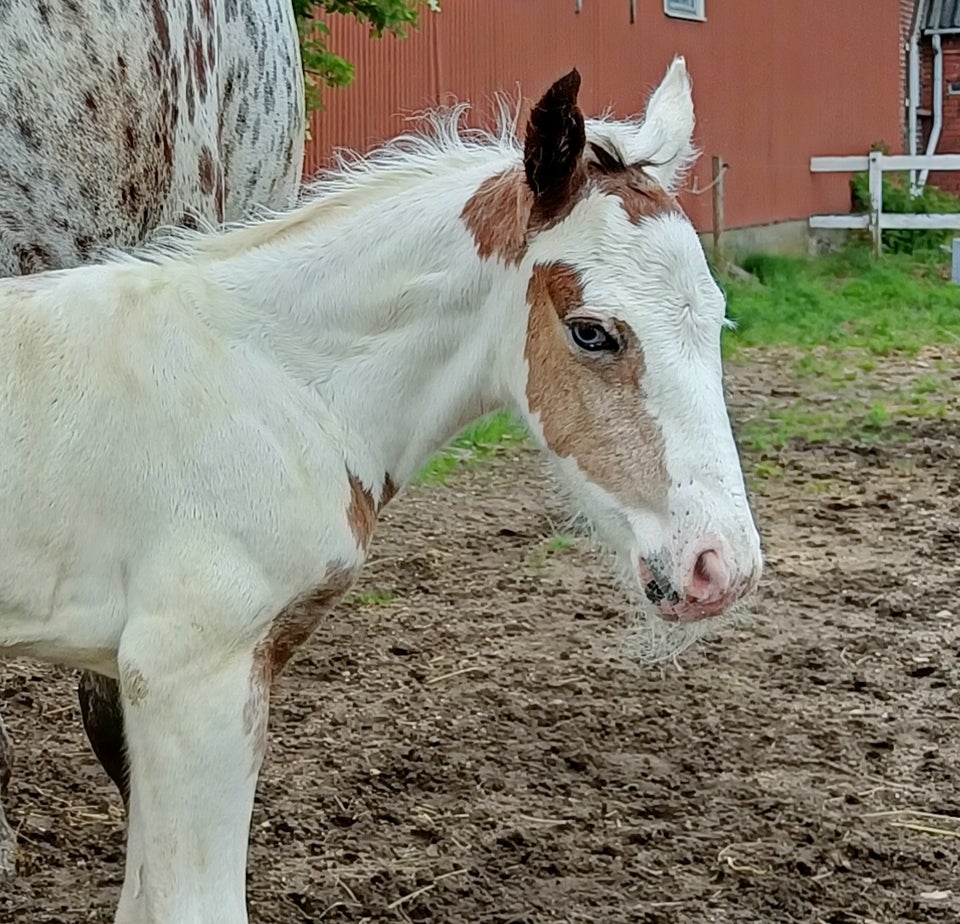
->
2, 351, 960, 923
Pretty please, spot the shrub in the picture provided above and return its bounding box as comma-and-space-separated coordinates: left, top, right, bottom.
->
850, 169, 960, 254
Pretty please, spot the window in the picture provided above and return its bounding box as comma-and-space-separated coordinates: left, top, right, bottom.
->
664, 0, 706, 22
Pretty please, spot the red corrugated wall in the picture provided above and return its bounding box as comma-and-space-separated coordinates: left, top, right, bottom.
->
305, 1, 903, 232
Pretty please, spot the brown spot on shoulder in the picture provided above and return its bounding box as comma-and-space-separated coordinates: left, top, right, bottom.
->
347, 472, 377, 548
346, 470, 397, 548
246, 565, 357, 770
258, 566, 355, 678
524, 263, 668, 508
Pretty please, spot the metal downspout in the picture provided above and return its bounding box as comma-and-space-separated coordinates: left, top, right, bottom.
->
908, 0, 928, 192
918, 0, 946, 190
919, 31, 944, 189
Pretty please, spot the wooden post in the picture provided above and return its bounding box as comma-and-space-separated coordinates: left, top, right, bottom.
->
711, 155, 726, 266
868, 149, 883, 257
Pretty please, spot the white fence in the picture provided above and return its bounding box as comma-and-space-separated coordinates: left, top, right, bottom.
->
809, 152, 960, 256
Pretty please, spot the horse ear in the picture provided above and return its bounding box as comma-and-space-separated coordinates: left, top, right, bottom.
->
523, 69, 586, 219
636, 57, 696, 194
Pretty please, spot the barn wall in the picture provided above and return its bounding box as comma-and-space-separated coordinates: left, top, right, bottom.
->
305, 1, 903, 232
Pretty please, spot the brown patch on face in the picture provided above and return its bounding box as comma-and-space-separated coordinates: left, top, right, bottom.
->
591, 162, 678, 225
462, 141, 679, 267
585, 143, 677, 224
524, 263, 668, 508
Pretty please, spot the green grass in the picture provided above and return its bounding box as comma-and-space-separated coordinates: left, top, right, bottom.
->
720, 245, 960, 458
527, 532, 578, 569
721, 246, 960, 356
544, 533, 576, 553
351, 589, 395, 606
738, 390, 950, 454
416, 410, 527, 485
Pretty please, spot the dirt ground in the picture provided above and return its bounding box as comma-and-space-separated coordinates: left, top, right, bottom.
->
2, 349, 960, 924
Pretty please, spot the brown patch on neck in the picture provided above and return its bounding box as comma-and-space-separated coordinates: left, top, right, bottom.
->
461, 168, 532, 266
524, 263, 668, 507
460, 163, 591, 267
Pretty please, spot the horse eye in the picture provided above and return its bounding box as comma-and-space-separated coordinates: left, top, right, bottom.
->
569, 320, 620, 353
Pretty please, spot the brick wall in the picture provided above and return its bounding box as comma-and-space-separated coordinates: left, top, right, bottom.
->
916, 36, 960, 195
930, 44, 960, 193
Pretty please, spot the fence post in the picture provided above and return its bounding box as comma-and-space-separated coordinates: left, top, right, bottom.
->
711, 155, 725, 266
868, 150, 883, 257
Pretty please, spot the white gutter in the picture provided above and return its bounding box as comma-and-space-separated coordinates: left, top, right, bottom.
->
918, 30, 944, 190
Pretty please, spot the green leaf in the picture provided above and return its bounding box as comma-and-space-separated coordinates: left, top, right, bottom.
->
292, 1, 440, 114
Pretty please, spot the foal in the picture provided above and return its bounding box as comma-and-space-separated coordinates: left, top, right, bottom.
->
0, 60, 761, 921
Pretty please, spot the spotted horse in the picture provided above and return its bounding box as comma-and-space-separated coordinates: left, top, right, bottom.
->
0, 0, 305, 880
0, 59, 763, 919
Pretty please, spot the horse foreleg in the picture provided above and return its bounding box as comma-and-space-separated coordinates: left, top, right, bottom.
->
0, 715, 15, 880
115, 627, 269, 924
78, 671, 129, 807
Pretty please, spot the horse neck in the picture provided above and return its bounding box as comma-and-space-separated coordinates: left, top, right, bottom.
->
203, 162, 525, 487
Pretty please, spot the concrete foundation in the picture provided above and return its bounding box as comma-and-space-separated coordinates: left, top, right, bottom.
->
698, 219, 852, 262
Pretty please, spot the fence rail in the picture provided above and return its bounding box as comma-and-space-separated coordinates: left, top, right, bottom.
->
809, 151, 960, 255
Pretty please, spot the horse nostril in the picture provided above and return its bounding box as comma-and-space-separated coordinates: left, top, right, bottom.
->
689, 549, 728, 602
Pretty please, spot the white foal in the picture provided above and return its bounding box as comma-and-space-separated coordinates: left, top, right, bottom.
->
0, 59, 761, 921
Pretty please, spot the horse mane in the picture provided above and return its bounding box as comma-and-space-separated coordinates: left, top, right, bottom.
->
109, 98, 683, 269
112, 101, 524, 268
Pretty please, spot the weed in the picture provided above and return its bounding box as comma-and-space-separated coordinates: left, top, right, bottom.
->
545, 533, 576, 553
352, 589, 395, 606
752, 460, 784, 479
417, 411, 527, 485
